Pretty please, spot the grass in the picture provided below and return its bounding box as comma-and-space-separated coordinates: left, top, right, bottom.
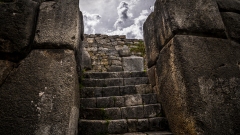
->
128, 41, 146, 57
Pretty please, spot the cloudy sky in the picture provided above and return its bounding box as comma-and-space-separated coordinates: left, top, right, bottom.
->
79, 0, 156, 39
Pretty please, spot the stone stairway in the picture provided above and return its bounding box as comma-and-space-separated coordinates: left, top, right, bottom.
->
79, 71, 172, 135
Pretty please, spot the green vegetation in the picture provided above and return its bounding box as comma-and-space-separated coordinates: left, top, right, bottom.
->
128, 41, 146, 57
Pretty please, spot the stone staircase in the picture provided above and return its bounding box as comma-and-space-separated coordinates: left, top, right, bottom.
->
79, 71, 172, 135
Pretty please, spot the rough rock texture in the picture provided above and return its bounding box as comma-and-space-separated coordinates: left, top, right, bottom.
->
83, 34, 146, 72
221, 12, 240, 43
82, 48, 92, 70
144, 0, 240, 134
0, 0, 39, 61
0, 60, 14, 86
34, 0, 81, 50
216, 0, 240, 13
156, 35, 240, 135
0, 49, 80, 135
123, 57, 144, 71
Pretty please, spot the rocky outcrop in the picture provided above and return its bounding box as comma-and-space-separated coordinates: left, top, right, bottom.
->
144, 0, 240, 134
0, 0, 83, 135
83, 34, 146, 72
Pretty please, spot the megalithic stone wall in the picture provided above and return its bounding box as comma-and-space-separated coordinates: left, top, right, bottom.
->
82, 34, 146, 72
144, 0, 240, 135
0, 0, 83, 135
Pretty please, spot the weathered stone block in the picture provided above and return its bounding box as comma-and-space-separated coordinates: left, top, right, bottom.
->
108, 65, 123, 72
156, 35, 240, 135
123, 56, 144, 71
79, 120, 108, 135
80, 87, 102, 98
108, 119, 128, 134
34, 0, 81, 50
82, 48, 92, 70
125, 94, 143, 106
124, 77, 149, 86
216, 0, 240, 13
114, 96, 125, 107
121, 106, 144, 119
154, 0, 225, 45
120, 86, 137, 95
149, 117, 169, 131
137, 119, 149, 132
97, 97, 114, 108
0, 49, 79, 135
141, 94, 157, 104
221, 12, 240, 43
135, 84, 153, 94
0, 0, 38, 61
102, 86, 120, 97
148, 66, 156, 87
144, 104, 161, 118
81, 98, 96, 108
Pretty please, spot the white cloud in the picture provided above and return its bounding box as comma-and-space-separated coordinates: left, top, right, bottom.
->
83, 11, 101, 34
107, 9, 150, 39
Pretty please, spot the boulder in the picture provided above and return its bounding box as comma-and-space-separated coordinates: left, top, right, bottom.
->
0, 0, 39, 61
0, 49, 80, 135
34, 0, 81, 51
156, 35, 240, 135
154, 0, 225, 46
123, 56, 144, 71
221, 12, 240, 43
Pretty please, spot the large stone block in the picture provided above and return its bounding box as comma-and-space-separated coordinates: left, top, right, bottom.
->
0, 0, 38, 61
156, 35, 240, 135
216, 0, 240, 13
143, 12, 160, 68
34, 0, 81, 50
123, 56, 144, 71
0, 49, 80, 135
144, 0, 226, 68
221, 12, 240, 43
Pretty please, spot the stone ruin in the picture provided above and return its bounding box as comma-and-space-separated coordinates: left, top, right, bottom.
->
0, 0, 239, 135
82, 34, 146, 72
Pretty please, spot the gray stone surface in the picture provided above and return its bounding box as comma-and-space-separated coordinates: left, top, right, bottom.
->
154, 0, 225, 45
114, 96, 125, 107
81, 98, 96, 108
120, 85, 137, 95
123, 56, 144, 71
0, 0, 38, 61
124, 77, 149, 86
0, 60, 14, 86
125, 94, 143, 106
156, 35, 240, 135
149, 117, 169, 131
34, 1, 81, 50
97, 97, 114, 108
79, 120, 108, 135
221, 12, 240, 43
143, 12, 160, 68
102, 86, 120, 97
108, 65, 123, 72
147, 66, 156, 87
144, 104, 161, 118
216, 0, 240, 13
137, 119, 149, 132
80, 87, 102, 98
135, 84, 153, 94
121, 106, 144, 119
82, 48, 92, 70
108, 119, 128, 134
0, 49, 79, 135
141, 94, 157, 104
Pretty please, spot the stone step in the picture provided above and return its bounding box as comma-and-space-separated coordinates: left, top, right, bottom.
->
82, 77, 149, 87
79, 117, 169, 135
109, 131, 173, 135
80, 104, 161, 120
80, 84, 153, 98
80, 94, 158, 108
83, 71, 148, 79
